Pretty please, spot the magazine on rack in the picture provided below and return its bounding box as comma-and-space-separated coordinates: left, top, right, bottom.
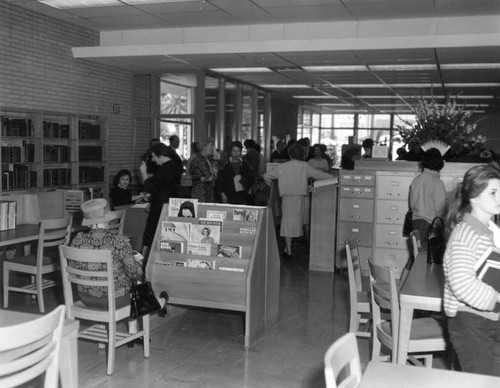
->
233, 208, 258, 222
186, 242, 211, 256
160, 221, 190, 242
475, 246, 500, 292
159, 241, 184, 254
168, 198, 198, 218
189, 224, 221, 244
217, 244, 242, 258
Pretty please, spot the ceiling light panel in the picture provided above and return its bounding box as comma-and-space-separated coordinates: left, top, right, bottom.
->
38, 0, 121, 8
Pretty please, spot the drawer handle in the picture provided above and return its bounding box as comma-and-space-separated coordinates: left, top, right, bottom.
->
389, 231, 396, 235
351, 228, 359, 232
390, 206, 398, 211
353, 204, 360, 209
391, 181, 399, 186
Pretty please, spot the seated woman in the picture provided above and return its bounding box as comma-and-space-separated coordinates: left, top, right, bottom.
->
70, 198, 168, 315
217, 141, 254, 205
109, 169, 142, 209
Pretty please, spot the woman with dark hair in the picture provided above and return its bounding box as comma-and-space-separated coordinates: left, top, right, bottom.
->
263, 142, 332, 259
139, 143, 181, 260
217, 141, 254, 205
409, 147, 446, 243
177, 200, 196, 218
109, 169, 134, 209
308, 144, 330, 172
443, 164, 500, 376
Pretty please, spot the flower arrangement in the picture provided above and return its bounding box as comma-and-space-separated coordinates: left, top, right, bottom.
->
398, 95, 486, 159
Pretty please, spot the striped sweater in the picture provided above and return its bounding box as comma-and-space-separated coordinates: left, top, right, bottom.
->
443, 213, 500, 321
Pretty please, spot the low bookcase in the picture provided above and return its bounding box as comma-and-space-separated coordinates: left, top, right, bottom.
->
146, 203, 280, 347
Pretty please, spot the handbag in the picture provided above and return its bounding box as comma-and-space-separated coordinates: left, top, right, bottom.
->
427, 217, 446, 265
129, 280, 161, 319
402, 209, 413, 237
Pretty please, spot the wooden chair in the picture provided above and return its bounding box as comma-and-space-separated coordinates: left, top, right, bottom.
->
324, 332, 362, 388
409, 230, 421, 260
345, 239, 371, 338
368, 259, 446, 367
3, 216, 73, 313
107, 209, 125, 235
59, 245, 150, 375
0, 305, 65, 388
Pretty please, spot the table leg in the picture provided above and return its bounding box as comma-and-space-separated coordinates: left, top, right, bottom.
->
60, 320, 79, 388
397, 304, 414, 364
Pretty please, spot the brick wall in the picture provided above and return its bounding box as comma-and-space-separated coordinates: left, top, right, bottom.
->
0, 2, 148, 183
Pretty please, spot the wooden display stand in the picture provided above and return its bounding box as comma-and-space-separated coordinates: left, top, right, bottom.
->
309, 181, 338, 272
145, 203, 280, 347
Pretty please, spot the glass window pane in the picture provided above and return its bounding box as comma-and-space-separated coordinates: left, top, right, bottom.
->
160, 74, 195, 115
358, 114, 391, 128
334, 114, 354, 128
312, 113, 320, 127
393, 114, 416, 128
321, 114, 333, 128
159, 118, 192, 159
320, 129, 353, 168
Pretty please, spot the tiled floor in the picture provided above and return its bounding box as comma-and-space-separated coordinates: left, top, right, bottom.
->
2, 240, 445, 387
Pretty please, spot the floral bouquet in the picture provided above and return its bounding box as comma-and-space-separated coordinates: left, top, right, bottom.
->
398, 95, 486, 159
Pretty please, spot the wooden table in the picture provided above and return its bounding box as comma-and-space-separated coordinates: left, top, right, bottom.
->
0, 224, 40, 247
359, 361, 500, 387
0, 309, 79, 388
397, 253, 445, 364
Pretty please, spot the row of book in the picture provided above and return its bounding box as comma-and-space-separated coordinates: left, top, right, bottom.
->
2, 166, 37, 190
1, 144, 35, 163
79, 166, 104, 184
43, 121, 70, 138
1, 117, 35, 137
44, 145, 71, 163
78, 146, 102, 162
78, 121, 101, 140
43, 168, 71, 187
0, 200, 16, 231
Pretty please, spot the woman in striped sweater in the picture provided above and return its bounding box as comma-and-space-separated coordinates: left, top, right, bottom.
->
443, 164, 500, 376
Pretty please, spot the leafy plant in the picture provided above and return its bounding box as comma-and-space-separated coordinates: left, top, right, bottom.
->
397, 95, 485, 158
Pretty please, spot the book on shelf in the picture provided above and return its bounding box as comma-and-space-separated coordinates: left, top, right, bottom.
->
239, 226, 257, 235
233, 208, 259, 222
206, 209, 227, 221
0, 200, 16, 231
199, 218, 223, 231
186, 258, 215, 269
159, 241, 184, 254
186, 242, 211, 256
217, 244, 242, 258
168, 198, 198, 218
475, 246, 500, 292
160, 221, 190, 242
189, 223, 221, 244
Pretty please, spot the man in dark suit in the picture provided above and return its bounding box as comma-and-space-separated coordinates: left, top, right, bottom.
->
168, 135, 184, 181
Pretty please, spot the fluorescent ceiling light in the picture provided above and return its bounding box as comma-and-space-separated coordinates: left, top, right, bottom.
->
302, 66, 367, 72
210, 68, 272, 73
293, 95, 339, 99
38, 0, 197, 8
355, 95, 495, 99
260, 85, 311, 89
441, 63, 500, 70
317, 103, 355, 106
324, 83, 500, 88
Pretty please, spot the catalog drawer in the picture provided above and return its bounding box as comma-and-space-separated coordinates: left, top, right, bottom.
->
373, 247, 411, 276
337, 221, 373, 247
340, 185, 375, 198
377, 175, 414, 200
375, 224, 407, 249
338, 198, 374, 222
340, 173, 375, 187
376, 200, 408, 224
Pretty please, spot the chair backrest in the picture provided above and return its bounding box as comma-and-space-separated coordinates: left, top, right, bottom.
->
0, 305, 65, 388
108, 209, 125, 235
36, 216, 73, 269
59, 245, 117, 317
345, 239, 363, 293
409, 229, 421, 259
324, 332, 362, 388
368, 259, 400, 362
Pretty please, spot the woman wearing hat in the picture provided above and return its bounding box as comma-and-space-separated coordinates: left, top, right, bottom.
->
70, 198, 168, 314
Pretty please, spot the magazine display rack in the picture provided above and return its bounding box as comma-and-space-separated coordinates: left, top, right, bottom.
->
146, 203, 280, 347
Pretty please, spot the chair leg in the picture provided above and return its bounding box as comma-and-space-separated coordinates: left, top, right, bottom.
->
107, 322, 116, 375
371, 331, 382, 361
36, 274, 45, 313
349, 309, 360, 333
3, 267, 9, 309
423, 354, 433, 368
142, 314, 150, 358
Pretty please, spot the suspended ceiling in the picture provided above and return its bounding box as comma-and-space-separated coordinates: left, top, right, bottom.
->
10, 0, 500, 114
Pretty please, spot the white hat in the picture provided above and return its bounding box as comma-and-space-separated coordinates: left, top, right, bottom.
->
81, 198, 117, 226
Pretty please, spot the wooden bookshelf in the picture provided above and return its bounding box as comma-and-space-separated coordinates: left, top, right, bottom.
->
145, 203, 280, 347
0, 108, 108, 197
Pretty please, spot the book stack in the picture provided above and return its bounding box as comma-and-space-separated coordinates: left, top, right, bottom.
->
475, 246, 500, 293
0, 200, 16, 231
